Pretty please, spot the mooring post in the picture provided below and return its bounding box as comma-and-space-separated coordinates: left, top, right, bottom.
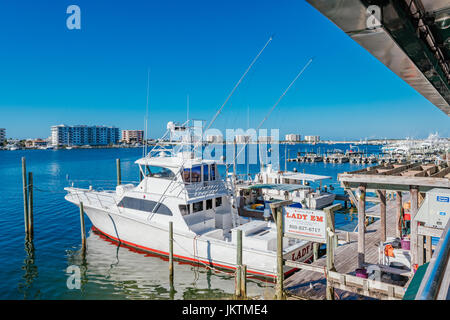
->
235, 229, 243, 297
396, 191, 403, 238
410, 187, 419, 267
276, 207, 284, 300
378, 190, 387, 243
27, 172, 34, 240
22, 157, 29, 236
169, 221, 174, 285
116, 158, 121, 186
79, 202, 86, 253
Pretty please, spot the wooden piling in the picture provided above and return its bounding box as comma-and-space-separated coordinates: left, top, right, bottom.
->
235, 229, 243, 297
425, 236, 432, 262
276, 207, 284, 300
116, 158, 121, 186
79, 202, 86, 252
313, 243, 319, 261
357, 185, 366, 268
395, 191, 402, 238
22, 157, 29, 235
169, 221, 174, 285
240, 265, 247, 298
27, 172, 34, 240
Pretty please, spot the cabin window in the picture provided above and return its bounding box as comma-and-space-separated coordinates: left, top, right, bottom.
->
191, 166, 201, 183
215, 196, 222, 208
193, 201, 203, 213
118, 197, 172, 216
145, 166, 175, 179
182, 168, 191, 183
206, 199, 213, 210
210, 164, 216, 181
179, 204, 190, 216
203, 164, 209, 182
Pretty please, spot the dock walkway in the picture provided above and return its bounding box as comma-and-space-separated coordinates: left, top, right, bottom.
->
285, 194, 409, 300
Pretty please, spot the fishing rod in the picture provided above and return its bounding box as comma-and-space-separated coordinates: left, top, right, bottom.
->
232, 57, 314, 166
193, 35, 274, 154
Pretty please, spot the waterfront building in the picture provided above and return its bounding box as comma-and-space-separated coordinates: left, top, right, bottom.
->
25, 139, 47, 148
122, 130, 144, 144
51, 125, 120, 147
285, 134, 301, 142
0, 128, 5, 144
305, 135, 320, 143
258, 136, 274, 143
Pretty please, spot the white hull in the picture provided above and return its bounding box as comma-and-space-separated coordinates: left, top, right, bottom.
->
71, 197, 313, 278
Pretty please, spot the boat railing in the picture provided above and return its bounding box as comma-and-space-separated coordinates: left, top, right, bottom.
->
66, 188, 123, 213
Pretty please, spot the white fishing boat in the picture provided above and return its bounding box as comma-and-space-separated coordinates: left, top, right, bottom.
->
64, 135, 312, 279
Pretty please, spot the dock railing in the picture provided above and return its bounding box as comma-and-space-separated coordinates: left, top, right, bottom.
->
416, 219, 450, 300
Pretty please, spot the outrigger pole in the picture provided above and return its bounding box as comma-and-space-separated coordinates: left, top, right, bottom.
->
233, 57, 314, 164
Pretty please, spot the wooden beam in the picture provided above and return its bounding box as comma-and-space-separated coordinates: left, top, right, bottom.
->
284, 260, 326, 274
338, 173, 450, 189
431, 165, 450, 178
417, 225, 443, 238
358, 185, 366, 268
378, 163, 422, 176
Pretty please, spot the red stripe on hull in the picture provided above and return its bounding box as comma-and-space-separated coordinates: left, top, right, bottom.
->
90, 226, 288, 280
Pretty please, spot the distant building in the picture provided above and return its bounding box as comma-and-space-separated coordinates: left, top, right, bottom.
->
122, 130, 144, 144
235, 135, 251, 144
25, 139, 47, 148
206, 135, 224, 143
258, 136, 273, 143
285, 134, 301, 142
305, 135, 320, 143
0, 128, 5, 144
51, 125, 120, 147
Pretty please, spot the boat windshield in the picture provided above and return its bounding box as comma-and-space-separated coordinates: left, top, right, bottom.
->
145, 165, 175, 179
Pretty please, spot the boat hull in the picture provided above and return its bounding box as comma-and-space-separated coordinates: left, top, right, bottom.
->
78, 203, 313, 279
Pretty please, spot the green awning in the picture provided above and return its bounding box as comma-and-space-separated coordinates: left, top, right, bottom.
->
403, 263, 430, 300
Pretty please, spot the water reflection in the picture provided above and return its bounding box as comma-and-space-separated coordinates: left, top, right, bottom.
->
18, 239, 40, 299
64, 230, 274, 299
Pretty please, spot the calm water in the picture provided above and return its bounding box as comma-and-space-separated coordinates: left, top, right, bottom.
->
0, 144, 380, 299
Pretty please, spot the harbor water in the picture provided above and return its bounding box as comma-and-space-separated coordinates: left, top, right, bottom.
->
0, 144, 381, 299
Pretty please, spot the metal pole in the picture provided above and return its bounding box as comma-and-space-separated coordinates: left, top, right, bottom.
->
22, 157, 29, 236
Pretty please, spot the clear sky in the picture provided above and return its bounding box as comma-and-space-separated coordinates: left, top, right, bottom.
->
0, 0, 449, 140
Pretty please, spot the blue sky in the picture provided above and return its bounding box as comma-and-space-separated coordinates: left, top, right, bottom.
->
0, 0, 448, 140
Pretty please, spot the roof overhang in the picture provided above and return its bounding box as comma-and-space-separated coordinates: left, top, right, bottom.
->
307, 0, 450, 115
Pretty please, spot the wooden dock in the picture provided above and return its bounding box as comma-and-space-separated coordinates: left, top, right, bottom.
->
284, 194, 409, 300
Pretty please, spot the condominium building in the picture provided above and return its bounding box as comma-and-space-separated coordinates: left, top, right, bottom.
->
234, 135, 252, 144
258, 136, 274, 143
0, 128, 5, 144
122, 130, 144, 144
285, 134, 301, 142
305, 135, 320, 143
51, 125, 120, 146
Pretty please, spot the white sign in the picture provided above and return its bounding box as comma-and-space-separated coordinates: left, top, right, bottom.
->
283, 207, 327, 242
